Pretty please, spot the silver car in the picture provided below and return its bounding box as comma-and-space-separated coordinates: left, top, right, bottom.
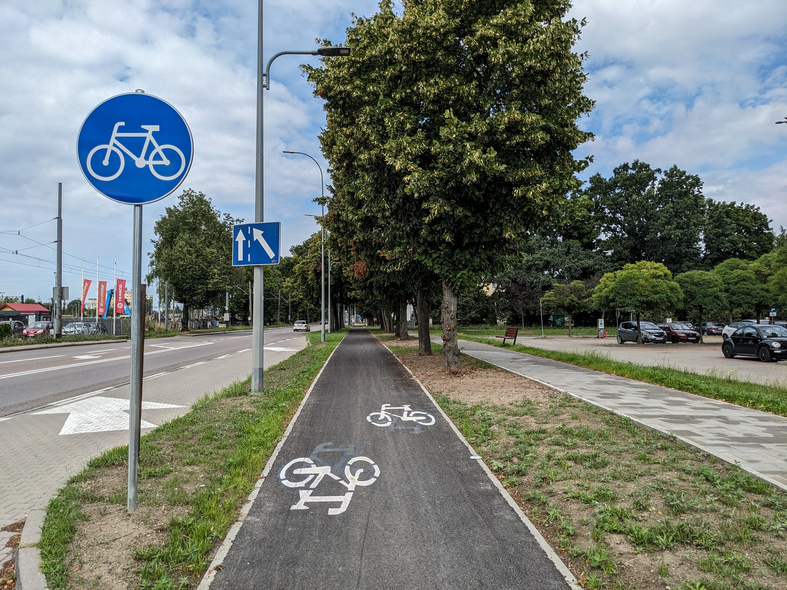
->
616, 321, 667, 344
293, 320, 310, 332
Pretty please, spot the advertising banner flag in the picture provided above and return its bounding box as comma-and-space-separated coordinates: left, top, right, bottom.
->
97, 281, 107, 317
81, 279, 92, 314
115, 280, 126, 315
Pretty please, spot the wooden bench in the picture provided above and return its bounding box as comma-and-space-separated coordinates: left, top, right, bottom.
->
495, 327, 519, 346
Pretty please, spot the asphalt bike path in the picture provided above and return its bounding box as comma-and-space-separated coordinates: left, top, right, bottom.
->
204, 328, 578, 589
455, 338, 787, 492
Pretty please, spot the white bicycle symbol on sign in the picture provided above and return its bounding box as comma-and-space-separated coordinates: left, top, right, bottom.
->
366, 404, 435, 428
86, 121, 186, 181
279, 454, 380, 515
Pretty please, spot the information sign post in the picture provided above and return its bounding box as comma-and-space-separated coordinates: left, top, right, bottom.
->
77, 91, 193, 511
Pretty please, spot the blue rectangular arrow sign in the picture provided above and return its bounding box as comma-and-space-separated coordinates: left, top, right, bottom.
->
233, 222, 281, 266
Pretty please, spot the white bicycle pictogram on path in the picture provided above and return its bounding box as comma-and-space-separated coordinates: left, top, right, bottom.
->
279, 450, 380, 515
86, 121, 186, 181
366, 403, 435, 428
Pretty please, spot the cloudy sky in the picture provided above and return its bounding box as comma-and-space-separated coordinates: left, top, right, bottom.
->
1, 0, 786, 305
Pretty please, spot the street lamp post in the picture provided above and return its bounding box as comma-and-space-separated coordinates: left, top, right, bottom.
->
284, 150, 326, 343
251, 0, 349, 391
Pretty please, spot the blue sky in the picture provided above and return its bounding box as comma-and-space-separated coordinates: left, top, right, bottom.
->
1, 0, 786, 304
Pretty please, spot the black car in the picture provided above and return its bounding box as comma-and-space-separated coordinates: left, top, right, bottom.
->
700, 321, 725, 336
616, 321, 667, 344
721, 324, 787, 362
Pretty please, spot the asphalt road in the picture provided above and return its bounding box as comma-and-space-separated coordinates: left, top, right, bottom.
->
207, 328, 577, 590
0, 327, 308, 526
0, 328, 299, 417
508, 334, 786, 386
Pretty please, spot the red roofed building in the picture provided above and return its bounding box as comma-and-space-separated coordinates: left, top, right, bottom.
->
0, 303, 51, 324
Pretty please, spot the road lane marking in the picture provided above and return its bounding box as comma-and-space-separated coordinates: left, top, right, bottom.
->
0, 354, 65, 365
32, 396, 184, 435
0, 341, 216, 380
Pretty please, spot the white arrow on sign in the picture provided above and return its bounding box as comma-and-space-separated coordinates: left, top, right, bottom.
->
253, 227, 275, 259
33, 396, 183, 435
235, 229, 246, 262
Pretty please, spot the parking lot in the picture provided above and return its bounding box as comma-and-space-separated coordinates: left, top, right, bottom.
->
510, 335, 786, 387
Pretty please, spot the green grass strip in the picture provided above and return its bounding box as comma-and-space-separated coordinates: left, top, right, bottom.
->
37, 330, 344, 589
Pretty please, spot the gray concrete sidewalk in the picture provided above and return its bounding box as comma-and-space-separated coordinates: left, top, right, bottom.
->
456, 338, 787, 492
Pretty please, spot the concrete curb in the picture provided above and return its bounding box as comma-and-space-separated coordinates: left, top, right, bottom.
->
17, 508, 47, 590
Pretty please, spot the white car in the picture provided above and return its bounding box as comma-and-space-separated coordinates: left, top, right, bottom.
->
293, 320, 310, 332
722, 321, 755, 340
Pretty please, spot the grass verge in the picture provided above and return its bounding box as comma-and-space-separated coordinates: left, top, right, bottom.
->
387, 342, 787, 590
37, 330, 343, 589
457, 332, 787, 418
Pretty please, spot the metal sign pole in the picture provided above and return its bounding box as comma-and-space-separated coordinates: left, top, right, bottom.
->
128, 204, 144, 511
251, 0, 265, 393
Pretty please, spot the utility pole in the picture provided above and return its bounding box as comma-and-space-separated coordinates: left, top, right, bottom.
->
54, 183, 63, 338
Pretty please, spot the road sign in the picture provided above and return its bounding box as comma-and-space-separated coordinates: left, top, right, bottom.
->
771, 308, 777, 317
233, 222, 281, 266
77, 92, 193, 205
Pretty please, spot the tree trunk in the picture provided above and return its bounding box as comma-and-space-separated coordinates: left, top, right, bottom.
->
441, 281, 460, 371
417, 289, 432, 356
636, 311, 642, 344
181, 303, 190, 331
397, 300, 410, 340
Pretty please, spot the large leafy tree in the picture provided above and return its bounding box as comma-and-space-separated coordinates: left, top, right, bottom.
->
713, 258, 772, 322
584, 161, 706, 273
703, 201, 773, 268
593, 261, 683, 343
308, 0, 594, 369
148, 189, 238, 330
674, 270, 727, 342
541, 280, 591, 337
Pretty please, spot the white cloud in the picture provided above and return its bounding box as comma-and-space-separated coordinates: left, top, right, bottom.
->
1, 0, 786, 301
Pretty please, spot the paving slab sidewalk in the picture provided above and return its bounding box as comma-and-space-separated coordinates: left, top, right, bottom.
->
202, 328, 580, 589
456, 338, 787, 492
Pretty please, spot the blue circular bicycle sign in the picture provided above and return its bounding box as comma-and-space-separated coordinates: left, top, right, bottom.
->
77, 92, 193, 205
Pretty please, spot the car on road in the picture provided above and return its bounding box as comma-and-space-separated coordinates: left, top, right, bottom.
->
722, 321, 756, 340
700, 321, 725, 336
22, 321, 53, 339
658, 322, 700, 343
722, 324, 787, 362
616, 321, 667, 344
293, 320, 310, 332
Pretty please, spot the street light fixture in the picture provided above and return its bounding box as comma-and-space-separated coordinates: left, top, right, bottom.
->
250, 0, 350, 392
284, 150, 326, 343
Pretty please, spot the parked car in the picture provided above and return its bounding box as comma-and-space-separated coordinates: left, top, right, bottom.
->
22, 321, 53, 339
616, 321, 667, 344
63, 321, 92, 335
658, 322, 700, 343
1, 319, 25, 337
293, 320, 310, 332
722, 324, 787, 362
722, 321, 756, 340
700, 321, 725, 336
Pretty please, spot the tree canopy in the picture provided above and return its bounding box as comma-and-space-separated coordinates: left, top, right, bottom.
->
147, 189, 238, 328
307, 0, 594, 368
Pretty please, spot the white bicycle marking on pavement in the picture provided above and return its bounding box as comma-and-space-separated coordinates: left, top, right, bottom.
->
278, 443, 380, 515
366, 403, 435, 431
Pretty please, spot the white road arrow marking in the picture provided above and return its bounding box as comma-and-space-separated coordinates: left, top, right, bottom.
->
235, 229, 246, 262
32, 396, 183, 435
252, 227, 275, 259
